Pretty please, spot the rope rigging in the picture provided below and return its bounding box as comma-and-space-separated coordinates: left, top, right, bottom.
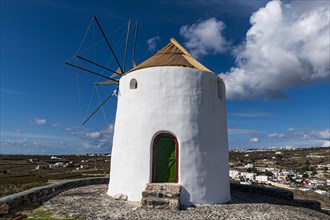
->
66, 16, 140, 126
72, 19, 129, 126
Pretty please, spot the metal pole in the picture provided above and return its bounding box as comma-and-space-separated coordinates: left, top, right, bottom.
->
76, 55, 122, 76
65, 62, 117, 82
132, 20, 139, 68
81, 88, 118, 126
123, 20, 131, 72
93, 16, 124, 74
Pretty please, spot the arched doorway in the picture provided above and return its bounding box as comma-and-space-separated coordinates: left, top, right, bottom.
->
152, 133, 178, 183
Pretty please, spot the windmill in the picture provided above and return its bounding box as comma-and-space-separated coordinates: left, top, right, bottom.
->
65, 17, 230, 206
65, 16, 138, 126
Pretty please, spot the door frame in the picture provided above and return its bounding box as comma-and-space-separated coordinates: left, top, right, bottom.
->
152, 133, 179, 183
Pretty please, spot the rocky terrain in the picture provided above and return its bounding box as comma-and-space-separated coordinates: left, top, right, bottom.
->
43, 184, 329, 220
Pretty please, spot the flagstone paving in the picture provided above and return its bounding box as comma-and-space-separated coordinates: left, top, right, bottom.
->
42, 184, 329, 220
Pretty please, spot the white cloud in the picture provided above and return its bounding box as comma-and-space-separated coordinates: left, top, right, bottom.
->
82, 143, 94, 149
250, 137, 259, 143
318, 129, 330, 140
102, 123, 114, 134
277, 133, 285, 138
302, 129, 330, 140
322, 140, 330, 147
2, 138, 42, 147
288, 127, 295, 132
301, 134, 310, 140
220, 0, 330, 100
80, 123, 115, 152
268, 132, 285, 138
35, 118, 47, 125
60, 141, 66, 145
180, 17, 229, 58
86, 131, 101, 139
146, 36, 161, 51
1, 131, 75, 141
228, 128, 258, 135
268, 133, 277, 138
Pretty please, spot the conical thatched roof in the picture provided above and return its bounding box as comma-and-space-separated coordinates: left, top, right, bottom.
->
128, 38, 214, 74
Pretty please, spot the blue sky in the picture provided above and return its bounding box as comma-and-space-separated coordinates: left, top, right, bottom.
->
1, 0, 329, 155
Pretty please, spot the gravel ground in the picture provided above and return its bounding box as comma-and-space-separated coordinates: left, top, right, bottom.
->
43, 184, 329, 220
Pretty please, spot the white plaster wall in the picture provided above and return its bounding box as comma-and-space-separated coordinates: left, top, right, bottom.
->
107, 66, 230, 206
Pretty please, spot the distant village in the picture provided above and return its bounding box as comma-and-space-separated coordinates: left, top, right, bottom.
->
1, 147, 329, 202
30, 147, 330, 198
32, 154, 111, 171
229, 147, 330, 197
4, 147, 330, 196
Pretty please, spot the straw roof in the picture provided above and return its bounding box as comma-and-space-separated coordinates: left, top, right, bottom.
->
128, 38, 214, 74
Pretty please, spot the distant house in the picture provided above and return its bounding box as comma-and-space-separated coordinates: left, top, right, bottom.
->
245, 163, 253, 168
36, 165, 48, 170
49, 162, 64, 169
276, 172, 287, 181
55, 162, 64, 167
239, 172, 257, 181
51, 156, 60, 159
49, 164, 58, 169
314, 190, 328, 195
256, 175, 268, 182
306, 154, 325, 158
229, 170, 240, 179
245, 173, 256, 180
298, 188, 310, 191
80, 165, 89, 169
317, 164, 330, 169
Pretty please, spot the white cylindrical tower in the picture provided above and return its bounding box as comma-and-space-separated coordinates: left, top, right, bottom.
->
108, 39, 230, 206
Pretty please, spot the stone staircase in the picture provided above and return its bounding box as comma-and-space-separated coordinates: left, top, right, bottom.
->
141, 183, 181, 210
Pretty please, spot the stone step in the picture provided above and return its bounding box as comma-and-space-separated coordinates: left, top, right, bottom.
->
142, 190, 180, 199
145, 183, 180, 193
141, 197, 180, 209
141, 183, 181, 210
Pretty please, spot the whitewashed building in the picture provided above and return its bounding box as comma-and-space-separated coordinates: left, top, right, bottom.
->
108, 38, 230, 206
229, 169, 241, 179
256, 175, 268, 182
240, 172, 256, 181
245, 163, 254, 168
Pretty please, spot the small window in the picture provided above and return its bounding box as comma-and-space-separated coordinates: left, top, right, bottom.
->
130, 78, 138, 89
217, 79, 223, 100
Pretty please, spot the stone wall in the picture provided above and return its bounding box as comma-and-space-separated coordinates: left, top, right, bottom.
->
0, 178, 322, 214
0, 177, 109, 214
230, 183, 321, 211
231, 183, 294, 200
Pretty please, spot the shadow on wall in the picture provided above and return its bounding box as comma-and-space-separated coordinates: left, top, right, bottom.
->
180, 186, 194, 207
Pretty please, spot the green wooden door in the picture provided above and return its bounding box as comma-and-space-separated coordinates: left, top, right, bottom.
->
154, 136, 176, 183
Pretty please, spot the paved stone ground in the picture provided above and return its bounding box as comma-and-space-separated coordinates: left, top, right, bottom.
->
43, 184, 329, 220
